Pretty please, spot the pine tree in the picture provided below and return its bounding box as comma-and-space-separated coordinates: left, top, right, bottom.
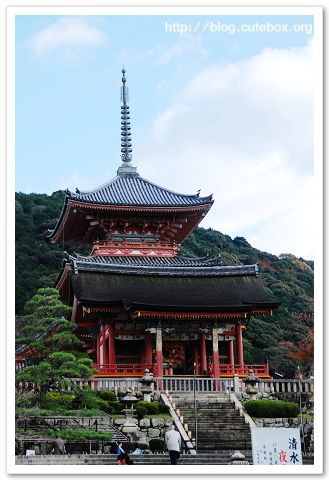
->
16, 288, 95, 400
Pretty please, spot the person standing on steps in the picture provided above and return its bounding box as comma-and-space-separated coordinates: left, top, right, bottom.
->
165, 425, 181, 465
53, 435, 65, 455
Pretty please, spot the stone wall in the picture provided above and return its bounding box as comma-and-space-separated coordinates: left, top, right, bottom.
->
16, 415, 175, 454
113, 416, 173, 444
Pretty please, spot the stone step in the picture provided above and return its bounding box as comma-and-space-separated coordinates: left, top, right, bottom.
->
15, 452, 253, 465
195, 431, 250, 436
179, 416, 246, 422
177, 405, 238, 409
178, 407, 238, 412
180, 412, 239, 416
178, 400, 235, 404
187, 424, 250, 430
191, 435, 251, 442
171, 399, 232, 404
196, 438, 251, 444
172, 395, 252, 454
178, 406, 240, 411
170, 392, 230, 396
174, 403, 232, 408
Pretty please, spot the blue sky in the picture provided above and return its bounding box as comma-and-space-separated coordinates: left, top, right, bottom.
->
15, 14, 315, 258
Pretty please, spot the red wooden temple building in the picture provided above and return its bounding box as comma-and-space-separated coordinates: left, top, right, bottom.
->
48, 69, 278, 380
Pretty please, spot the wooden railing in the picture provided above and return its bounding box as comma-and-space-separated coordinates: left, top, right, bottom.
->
93, 363, 155, 376
92, 362, 269, 377
217, 364, 269, 376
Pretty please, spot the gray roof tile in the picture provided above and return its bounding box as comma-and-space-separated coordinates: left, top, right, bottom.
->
67, 173, 213, 207
64, 252, 258, 277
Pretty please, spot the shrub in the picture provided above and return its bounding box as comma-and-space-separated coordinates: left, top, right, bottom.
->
98, 391, 116, 402
20, 428, 113, 442
94, 398, 112, 414
16, 407, 53, 416
158, 403, 170, 414
108, 401, 124, 414
136, 400, 161, 415
149, 438, 165, 453
136, 400, 150, 410
61, 394, 75, 407
41, 392, 76, 411
44, 392, 61, 403
135, 406, 148, 419
72, 390, 98, 409
244, 400, 299, 418
16, 392, 39, 408
146, 402, 159, 415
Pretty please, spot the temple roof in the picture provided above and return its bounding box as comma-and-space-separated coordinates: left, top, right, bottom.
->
69, 270, 277, 312
64, 252, 259, 277
48, 174, 213, 245
56, 252, 278, 314
66, 174, 213, 207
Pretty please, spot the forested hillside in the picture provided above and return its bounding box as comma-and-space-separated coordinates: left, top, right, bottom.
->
15, 191, 314, 376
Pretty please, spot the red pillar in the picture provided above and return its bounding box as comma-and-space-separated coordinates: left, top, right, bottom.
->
108, 323, 116, 373
145, 333, 153, 368
103, 324, 109, 367
212, 328, 220, 378
97, 325, 106, 371
96, 329, 101, 365
235, 323, 244, 371
156, 327, 163, 380
200, 333, 207, 375
193, 341, 199, 375
229, 339, 235, 373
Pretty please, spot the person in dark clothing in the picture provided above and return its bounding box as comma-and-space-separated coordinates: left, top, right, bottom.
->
53, 436, 65, 454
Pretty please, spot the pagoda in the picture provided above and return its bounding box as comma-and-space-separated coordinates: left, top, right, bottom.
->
49, 69, 278, 380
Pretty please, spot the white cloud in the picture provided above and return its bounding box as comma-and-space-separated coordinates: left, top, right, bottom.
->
118, 34, 208, 66
155, 35, 209, 65
135, 41, 314, 259
30, 17, 107, 55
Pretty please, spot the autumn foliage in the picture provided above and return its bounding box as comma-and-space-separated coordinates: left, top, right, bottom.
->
289, 329, 314, 365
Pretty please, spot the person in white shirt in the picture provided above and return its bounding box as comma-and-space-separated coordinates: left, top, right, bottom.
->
165, 425, 181, 465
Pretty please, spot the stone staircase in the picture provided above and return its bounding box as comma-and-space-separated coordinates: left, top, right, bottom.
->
170, 392, 252, 455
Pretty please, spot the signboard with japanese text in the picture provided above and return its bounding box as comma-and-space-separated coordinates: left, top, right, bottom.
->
251, 428, 302, 465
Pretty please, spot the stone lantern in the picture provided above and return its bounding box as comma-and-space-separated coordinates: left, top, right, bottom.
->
244, 369, 260, 400
121, 389, 139, 433
139, 368, 156, 402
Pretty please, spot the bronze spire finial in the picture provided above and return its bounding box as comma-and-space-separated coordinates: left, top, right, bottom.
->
117, 68, 137, 175
120, 67, 132, 164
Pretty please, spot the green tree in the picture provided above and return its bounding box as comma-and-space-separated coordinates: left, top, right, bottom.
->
16, 288, 95, 403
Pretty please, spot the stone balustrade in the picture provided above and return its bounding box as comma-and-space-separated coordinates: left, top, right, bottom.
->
16, 377, 314, 395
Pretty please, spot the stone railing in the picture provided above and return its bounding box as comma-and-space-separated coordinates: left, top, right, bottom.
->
229, 393, 256, 428
158, 376, 233, 393
257, 379, 313, 394
16, 377, 314, 395
160, 392, 196, 455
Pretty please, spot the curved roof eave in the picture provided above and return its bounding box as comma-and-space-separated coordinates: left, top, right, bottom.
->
66, 174, 213, 207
